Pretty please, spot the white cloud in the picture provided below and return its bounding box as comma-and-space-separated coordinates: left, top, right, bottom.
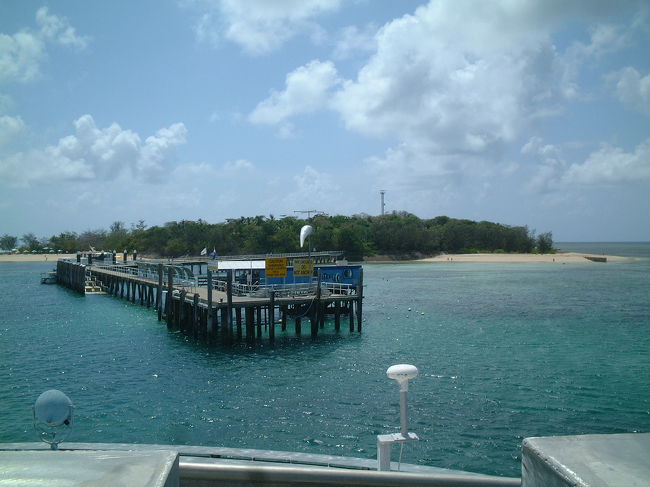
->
0, 115, 26, 148
332, 24, 377, 60
35, 7, 90, 49
0, 31, 45, 83
563, 138, 650, 185
610, 67, 650, 115
520, 137, 567, 194
249, 60, 340, 125
247, 0, 648, 199
567, 23, 633, 61
365, 143, 464, 192
0, 115, 187, 186
193, 0, 340, 54
224, 159, 255, 171
0, 7, 88, 84
331, 1, 573, 150
276, 165, 340, 211
139, 122, 188, 182
159, 187, 202, 209
321, 0, 584, 191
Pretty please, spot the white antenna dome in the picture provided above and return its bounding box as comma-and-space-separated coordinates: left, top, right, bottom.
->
387, 364, 418, 382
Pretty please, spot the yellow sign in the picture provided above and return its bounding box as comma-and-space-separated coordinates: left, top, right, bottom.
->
265, 257, 287, 278
293, 258, 312, 277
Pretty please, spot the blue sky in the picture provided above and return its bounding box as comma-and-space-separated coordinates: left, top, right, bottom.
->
1, 0, 649, 242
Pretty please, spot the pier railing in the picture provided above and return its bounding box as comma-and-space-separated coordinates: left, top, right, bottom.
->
82, 261, 357, 298
83, 263, 199, 290
210, 280, 356, 298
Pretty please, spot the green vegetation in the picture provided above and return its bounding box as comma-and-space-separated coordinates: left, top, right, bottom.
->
2, 213, 553, 259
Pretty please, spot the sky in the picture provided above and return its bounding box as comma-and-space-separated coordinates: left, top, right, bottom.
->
1, 0, 649, 242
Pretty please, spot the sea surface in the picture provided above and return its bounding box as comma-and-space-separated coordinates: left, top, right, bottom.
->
1, 242, 649, 477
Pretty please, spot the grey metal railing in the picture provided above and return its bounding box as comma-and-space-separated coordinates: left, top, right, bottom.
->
179, 461, 520, 487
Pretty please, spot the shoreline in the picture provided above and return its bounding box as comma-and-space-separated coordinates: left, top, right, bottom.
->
0, 251, 636, 264
0, 254, 77, 262
385, 252, 633, 263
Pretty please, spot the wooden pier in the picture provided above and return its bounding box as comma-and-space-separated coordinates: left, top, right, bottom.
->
56, 259, 363, 342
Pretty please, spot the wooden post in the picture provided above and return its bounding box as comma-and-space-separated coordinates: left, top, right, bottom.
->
179, 290, 187, 332
269, 291, 275, 341
256, 307, 262, 338
245, 307, 254, 341
311, 307, 318, 338
295, 314, 301, 335
167, 267, 174, 328
207, 270, 213, 341
226, 269, 233, 331
193, 293, 199, 338
220, 307, 228, 336
356, 268, 363, 332
281, 305, 287, 331
157, 264, 163, 321
349, 300, 355, 332
314, 270, 322, 335
335, 300, 341, 331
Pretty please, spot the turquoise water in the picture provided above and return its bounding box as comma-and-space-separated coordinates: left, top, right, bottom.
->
1, 244, 649, 477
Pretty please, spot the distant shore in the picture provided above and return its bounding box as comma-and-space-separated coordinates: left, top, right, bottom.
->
363, 251, 634, 263
415, 252, 632, 263
386, 252, 632, 263
0, 253, 77, 262
0, 251, 635, 264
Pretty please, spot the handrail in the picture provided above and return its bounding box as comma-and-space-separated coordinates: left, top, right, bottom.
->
179, 461, 521, 487
87, 263, 199, 291
205, 279, 355, 297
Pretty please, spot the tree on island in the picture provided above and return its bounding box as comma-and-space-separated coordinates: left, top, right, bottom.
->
0, 234, 18, 250
21, 233, 40, 250
536, 232, 554, 254
24, 212, 553, 259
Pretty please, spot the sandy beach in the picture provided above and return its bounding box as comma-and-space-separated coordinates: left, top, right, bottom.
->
0, 253, 77, 262
417, 252, 631, 263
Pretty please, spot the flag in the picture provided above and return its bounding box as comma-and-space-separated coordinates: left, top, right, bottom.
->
200, 247, 207, 256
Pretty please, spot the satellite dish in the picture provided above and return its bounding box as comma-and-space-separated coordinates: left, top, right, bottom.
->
33, 390, 74, 449
300, 225, 313, 248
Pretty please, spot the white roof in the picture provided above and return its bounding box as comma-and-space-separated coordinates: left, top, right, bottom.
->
217, 260, 266, 270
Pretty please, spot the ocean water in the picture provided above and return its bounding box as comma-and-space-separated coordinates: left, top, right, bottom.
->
1, 243, 649, 477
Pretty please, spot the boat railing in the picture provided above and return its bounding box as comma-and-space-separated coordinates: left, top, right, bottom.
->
179, 460, 520, 487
